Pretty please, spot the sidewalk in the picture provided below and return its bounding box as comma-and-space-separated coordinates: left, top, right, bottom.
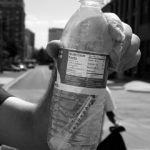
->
0, 77, 14, 87
108, 79, 150, 93
0, 71, 25, 87
0, 71, 28, 87
124, 80, 150, 92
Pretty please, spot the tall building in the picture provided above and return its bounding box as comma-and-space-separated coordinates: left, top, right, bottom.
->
103, 0, 150, 79
48, 28, 63, 42
25, 29, 35, 59
0, 10, 3, 72
0, 0, 25, 59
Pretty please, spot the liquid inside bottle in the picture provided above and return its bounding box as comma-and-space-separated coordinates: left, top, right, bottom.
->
47, 0, 112, 150
61, 0, 113, 54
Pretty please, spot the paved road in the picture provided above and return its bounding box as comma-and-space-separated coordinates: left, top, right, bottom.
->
7, 66, 52, 103
108, 85, 150, 150
6, 65, 150, 150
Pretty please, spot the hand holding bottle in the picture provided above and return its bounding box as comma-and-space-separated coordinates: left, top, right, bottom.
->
46, 2, 141, 148
46, 14, 141, 72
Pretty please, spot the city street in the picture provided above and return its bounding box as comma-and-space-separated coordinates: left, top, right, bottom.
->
3, 65, 150, 150
108, 83, 150, 150
5, 65, 52, 104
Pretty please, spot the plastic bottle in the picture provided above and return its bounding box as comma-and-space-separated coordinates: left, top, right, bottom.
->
47, 0, 114, 150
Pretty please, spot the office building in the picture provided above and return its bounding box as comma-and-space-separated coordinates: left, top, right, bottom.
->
25, 29, 35, 59
48, 28, 63, 42
0, 10, 2, 72
0, 0, 25, 59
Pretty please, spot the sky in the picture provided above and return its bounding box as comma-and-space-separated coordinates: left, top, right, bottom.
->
24, 0, 80, 49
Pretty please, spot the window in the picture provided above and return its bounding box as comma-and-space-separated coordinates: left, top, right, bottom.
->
16, 10, 19, 14
115, 0, 119, 14
140, 0, 150, 24
120, 0, 123, 18
142, 40, 150, 72
131, 15, 135, 32
131, 0, 136, 11
15, 16, 19, 20
125, 0, 129, 14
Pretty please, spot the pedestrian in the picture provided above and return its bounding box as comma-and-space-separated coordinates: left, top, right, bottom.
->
0, 13, 140, 150
104, 86, 118, 126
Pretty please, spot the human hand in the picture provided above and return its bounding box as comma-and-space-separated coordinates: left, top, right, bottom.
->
46, 13, 141, 72
109, 125, 126, 133
104, 13, 141, 72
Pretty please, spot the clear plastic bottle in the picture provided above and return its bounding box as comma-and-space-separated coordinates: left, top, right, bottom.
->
61, 0, 112, 54
47, 0, 113, 150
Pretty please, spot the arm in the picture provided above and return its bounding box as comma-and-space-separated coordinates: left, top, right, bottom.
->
0, 96, 36, 149
0, 85, 37, 149
0, 57, 57, 150
0, 73, 56, 150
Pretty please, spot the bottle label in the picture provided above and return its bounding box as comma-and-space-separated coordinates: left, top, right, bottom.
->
47, 48, 109, 149
57, 48, 109, 88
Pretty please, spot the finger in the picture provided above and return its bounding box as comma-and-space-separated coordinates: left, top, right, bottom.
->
119, 49, 141, 71
49, 66, 57, 94
104, 13, 125, 70
113, 33, 140, 72
104, 13, 125, 42
120, 34, 141, 66
46, 40, 61, 61
121, 22, 132, 56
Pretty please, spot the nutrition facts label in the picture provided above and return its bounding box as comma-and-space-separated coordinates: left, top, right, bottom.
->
58, 48, 109, 88
67, 51, 105, 79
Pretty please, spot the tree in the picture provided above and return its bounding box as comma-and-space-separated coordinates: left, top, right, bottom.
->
36, 48, 53, 65
5, 40, 18, 58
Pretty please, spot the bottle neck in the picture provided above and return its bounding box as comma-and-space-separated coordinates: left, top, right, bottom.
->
80, 0, 103, 8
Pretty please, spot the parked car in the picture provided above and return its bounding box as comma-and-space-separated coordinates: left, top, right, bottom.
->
3, 64, 21, 72
17, 63, 27, 71
11, 64, 21, 72
24, 59, 36, 69
27, 63, 35, 68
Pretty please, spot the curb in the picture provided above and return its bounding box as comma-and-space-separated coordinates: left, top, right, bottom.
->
3, 70, 31, 90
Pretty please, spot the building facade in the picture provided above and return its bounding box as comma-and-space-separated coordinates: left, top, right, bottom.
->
0, 0, 25, 60
103, 0, 150, 79
25, 29, 35, 59
48, 28, 63, 42
0, 10, 2, 71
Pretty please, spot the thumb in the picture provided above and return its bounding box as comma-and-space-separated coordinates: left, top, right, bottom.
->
46, 40, 62, 61
104, 13, 125, 42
